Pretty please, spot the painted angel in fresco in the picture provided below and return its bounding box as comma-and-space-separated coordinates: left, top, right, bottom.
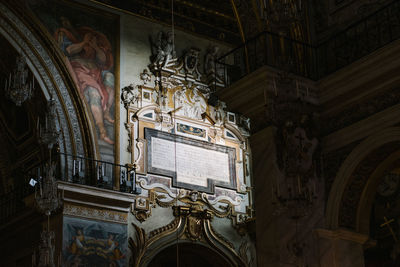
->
69, 229, 86, 255
106, 233, 125, 261
54, 16, 115, 145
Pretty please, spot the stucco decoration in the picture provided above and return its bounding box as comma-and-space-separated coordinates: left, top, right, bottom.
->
121, 33, 253, 227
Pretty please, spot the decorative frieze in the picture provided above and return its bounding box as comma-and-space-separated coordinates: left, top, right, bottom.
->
63, 203, 128, 224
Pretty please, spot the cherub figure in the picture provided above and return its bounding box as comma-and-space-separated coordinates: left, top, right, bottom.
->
121, 84, 140, 108
139, 69, 151, 85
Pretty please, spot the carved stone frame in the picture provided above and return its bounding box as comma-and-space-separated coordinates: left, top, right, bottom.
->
145, 127, 237, 194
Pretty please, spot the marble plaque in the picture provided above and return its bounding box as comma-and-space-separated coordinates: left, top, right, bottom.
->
146, 128, 236, 193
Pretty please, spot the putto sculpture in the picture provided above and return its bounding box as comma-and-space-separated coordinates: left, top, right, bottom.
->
121, 83, 141, 108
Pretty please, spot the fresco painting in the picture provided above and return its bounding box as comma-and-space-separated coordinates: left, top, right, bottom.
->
63, 216, 127, 267
31, 1, 118, 161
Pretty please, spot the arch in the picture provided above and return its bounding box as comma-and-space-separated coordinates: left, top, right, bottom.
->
356, 149, 400, 234
0, 3, 95, 176
130, 213, 246, 267
224, 123, 247, 143
326, 127, 400, 231
147, 242, 232, 267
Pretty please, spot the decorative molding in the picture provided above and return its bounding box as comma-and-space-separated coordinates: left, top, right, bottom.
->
339, 142, 400, 229
63, 203, 128, 224
145, 127, 237, 194
130, 183, 245, 224
321, 87, 400, 136
58, 181, 134, 212
326, 127, 400, 230
315, 228, 369, 244
129, 205, 245, 267
323, 141, 360, 199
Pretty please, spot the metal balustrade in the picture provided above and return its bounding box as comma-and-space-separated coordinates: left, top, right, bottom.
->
0, 153, 137, 224
216, 0, 400, 85
59, 152, 137, 194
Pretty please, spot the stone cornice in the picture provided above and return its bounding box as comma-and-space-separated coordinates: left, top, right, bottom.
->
318, 39, 400, 117
315, 228, 369, 244
322, 103, 400, 153
58, 181, 135, 212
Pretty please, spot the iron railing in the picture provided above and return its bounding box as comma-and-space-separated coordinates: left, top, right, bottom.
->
57, 152, 137, 194
216, 0, 400, 85
0, 154, 137, 224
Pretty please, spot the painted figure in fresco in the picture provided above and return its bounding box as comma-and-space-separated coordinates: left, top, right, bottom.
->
69, 229, 86, 255
106, 233, 125, 261
55, 16, 115, 145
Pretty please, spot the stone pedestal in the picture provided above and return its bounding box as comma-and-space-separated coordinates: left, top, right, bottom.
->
316, 229, 369, 267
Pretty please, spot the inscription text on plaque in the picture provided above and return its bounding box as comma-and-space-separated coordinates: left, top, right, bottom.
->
146, 128, 236, 193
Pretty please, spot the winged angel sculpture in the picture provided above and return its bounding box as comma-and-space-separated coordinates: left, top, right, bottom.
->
151, 31, 176, 67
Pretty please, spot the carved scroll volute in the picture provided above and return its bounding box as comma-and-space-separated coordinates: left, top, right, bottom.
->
129, 224, 146, 266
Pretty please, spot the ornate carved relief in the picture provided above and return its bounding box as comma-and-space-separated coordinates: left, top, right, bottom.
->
122, 32, 253, 226
129, 205, 245, 267
63, 203, 128, 224
121, 83, 141, 108
131, 180, 247, 225
339, 142, 400, 229
150, 31, 176, 68
267, 92, 321, 217
321, 87, 400, 136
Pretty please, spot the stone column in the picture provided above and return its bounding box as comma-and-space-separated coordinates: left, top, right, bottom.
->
250, 126, 281, 266
316, 228, 370, 267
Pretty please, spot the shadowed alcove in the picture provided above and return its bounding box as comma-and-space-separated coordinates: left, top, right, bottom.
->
147, 243, 232, 267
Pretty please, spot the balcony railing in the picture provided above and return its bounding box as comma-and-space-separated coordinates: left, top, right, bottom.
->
0, 154, 137, 224
57, 152, 138, 194
217, 0, 400, 85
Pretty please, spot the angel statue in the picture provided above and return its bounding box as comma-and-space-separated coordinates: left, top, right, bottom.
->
151, 31, 176, 67
204, 45, 220, 75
